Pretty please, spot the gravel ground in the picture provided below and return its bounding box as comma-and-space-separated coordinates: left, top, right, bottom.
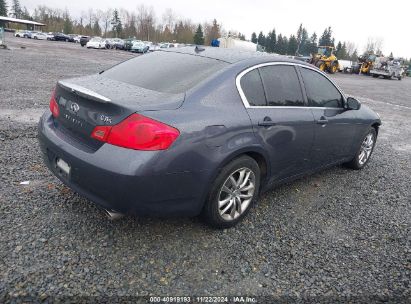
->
1, 34, 410, 302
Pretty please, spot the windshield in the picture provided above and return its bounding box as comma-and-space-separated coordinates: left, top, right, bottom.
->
102, 51, 228, 94
90, 38, 101, 42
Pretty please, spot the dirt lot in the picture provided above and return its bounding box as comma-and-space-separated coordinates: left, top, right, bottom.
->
1, 34, 410, 302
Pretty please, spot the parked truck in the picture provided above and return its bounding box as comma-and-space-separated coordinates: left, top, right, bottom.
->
370, 57, 404, 80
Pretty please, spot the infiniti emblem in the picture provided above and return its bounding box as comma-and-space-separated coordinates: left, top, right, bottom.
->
70, 102, 80, 113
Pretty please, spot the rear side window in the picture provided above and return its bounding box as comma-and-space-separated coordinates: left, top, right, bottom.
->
300, 68, 343, 108
102, 51, 228, 94
259, 65, 304, 106
240, 69, 266, 106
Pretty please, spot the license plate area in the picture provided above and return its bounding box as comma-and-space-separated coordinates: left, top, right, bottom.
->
56, 157, 71, 177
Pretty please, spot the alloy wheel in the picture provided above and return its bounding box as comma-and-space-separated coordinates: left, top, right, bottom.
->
358, 133, 374, 165
218, 167, 256, 221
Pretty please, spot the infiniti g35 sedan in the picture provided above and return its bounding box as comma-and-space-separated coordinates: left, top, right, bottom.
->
38, 47, 381, 228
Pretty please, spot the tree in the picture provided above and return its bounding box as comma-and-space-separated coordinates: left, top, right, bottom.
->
275, 34, 288, 55
257, 31, 265, 47
319, 26, 333, 46
100, 8, 113, 37
335, 41, 348, 60
288, 34, 298, 55
364, 37, 383, 55
296, 24, 309, 55
205, 19, 220, 45
0, 0, 7, 16
112, 9, 122, 38
11, 0, 22, 18
265, 29, 276, 53
193, 24, 204, 45
251, 32, 257, 44
92, 20, 101, 36
306, 32, 318, 55
136, 5, 155, 41
63, 10, 73, 34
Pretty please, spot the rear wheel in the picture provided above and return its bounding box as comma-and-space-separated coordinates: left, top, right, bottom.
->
344, 128, 377, 170
202, 156, 260, 228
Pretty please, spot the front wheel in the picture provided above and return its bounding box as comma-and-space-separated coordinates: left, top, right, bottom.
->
202, 156, 260, 228
344, 128, 377, 170
328, 62, 338, 74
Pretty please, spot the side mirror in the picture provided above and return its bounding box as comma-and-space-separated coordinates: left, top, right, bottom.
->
346, 97, 361, 110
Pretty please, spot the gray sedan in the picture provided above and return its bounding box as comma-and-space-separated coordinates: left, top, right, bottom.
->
38, 47, 381, 228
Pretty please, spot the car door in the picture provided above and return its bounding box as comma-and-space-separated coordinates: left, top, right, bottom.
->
299, 66, 358, 167
238, 63, 315, 182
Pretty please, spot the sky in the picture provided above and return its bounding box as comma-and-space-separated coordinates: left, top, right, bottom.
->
22, 0, 410, 58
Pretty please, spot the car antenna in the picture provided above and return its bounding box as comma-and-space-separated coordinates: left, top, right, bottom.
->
195, 45, 205, 53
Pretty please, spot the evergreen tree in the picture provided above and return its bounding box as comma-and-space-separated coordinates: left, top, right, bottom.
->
296, 24, 309, 55
11, 0, 22, 18
335, 41, 348, 59
112, 9, 122, 38
350, 49, 358, 61
193, 24, 204, 45
21, 6, 31, 20
257, 31, 265, 47
319, 26, 333, 46
0, 0, 8, 16
93, 20, 101, 36
276, 34, 287, 54
307, 32, 318, 55
63, 11, 73, 34
288, 35, 298, 55
265, 29, 276, 53
251, 32, 257, 44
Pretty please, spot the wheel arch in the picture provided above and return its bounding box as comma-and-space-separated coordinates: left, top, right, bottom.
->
198, 147, 270, 214
216, 147, 271, 187
371, 121, 381, 135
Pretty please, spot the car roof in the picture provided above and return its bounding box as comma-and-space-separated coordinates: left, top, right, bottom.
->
160, 46, 311, 66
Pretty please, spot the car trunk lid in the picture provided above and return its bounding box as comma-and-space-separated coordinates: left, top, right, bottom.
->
53, 74, 184, 151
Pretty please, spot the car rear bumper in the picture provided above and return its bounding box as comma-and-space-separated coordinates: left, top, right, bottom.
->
38, 112, 208, 216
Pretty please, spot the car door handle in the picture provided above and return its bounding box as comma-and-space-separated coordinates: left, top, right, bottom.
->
258, 117, 276, 127
316, 117, 328, 125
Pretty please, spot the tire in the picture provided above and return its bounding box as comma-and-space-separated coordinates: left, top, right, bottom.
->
372, 74, 378, 78
202, 155, 261, 229
398, 76, 402, 81
344, 128, 377, 170
328, 62, 338, 74
316, 61, 325, 71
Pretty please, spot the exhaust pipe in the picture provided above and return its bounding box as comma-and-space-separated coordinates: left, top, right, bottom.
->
104, 209, 125, 220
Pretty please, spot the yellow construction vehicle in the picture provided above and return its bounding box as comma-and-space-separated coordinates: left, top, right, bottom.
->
310, 46, 339, 74
358, 54, 377, 75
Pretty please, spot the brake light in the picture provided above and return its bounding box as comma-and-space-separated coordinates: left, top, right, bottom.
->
49, 89, 59, 118
90, 114, 180, 151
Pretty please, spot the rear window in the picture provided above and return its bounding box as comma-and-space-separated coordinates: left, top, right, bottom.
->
102, 51, 228, 94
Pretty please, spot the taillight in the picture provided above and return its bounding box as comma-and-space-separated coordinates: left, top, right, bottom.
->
49, 89, 59, 118
90, 114, 180, 151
